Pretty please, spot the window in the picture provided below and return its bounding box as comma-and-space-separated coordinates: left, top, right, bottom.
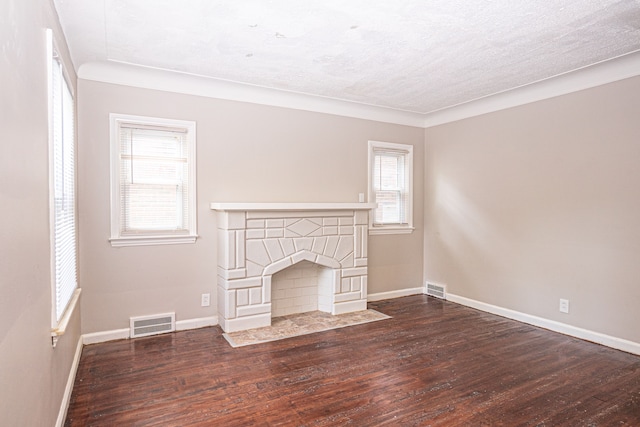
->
110, 114, 197, 246
48, 29, 78, 327
368, 140, 414, 235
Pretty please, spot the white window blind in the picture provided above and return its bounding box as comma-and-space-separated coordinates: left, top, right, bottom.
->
119, 126, 189, 233
51, 47, 77, 322
368, 141, 413, 234
110, 115, 197, 246
373, 149, 408, 225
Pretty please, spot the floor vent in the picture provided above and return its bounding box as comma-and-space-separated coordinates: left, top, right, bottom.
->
426, 283, 447, 299
130, 313, 175, 338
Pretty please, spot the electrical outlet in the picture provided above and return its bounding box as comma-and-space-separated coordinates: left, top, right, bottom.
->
559, 298, 569, 314
358, 193, 365, 202
201, 293, 210, 307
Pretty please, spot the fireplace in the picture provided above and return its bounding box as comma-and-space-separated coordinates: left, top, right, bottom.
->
210, 203, 376, 332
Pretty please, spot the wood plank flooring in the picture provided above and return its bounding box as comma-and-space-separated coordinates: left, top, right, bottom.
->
65, 296, 640, 426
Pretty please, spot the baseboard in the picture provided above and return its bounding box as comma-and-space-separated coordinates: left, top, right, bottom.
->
219, 313, 271, 333
82, 328, 130, 345
175, 315, 218, 331
447, 293, 640, 356
55, 335, 83, 427
82, 315, 220, 345
367, 287, 424, 302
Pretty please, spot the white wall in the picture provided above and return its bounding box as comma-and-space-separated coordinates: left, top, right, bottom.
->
0, 0, 81, 425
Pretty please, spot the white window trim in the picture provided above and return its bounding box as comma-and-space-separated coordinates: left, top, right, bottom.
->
47, 28, 80, 338
109, 113, 198, 247
368, 140, 414, 235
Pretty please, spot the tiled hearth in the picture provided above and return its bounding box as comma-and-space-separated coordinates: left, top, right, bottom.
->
211, 203, 376, 332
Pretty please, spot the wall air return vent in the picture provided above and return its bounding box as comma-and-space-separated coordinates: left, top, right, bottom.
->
130, 313, 175, 338
426, 283, 447, 300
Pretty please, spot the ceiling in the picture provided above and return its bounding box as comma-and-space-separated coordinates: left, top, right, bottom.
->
53, 0, 640, 122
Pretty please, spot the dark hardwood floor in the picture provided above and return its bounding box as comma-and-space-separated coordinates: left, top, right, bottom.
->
65, 295, 640, 426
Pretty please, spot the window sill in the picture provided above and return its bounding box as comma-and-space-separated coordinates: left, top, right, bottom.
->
369, 226, 415, 235
110, 234, 198, 247
51, 288, 81, 347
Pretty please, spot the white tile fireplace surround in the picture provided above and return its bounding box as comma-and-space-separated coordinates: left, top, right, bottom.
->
210, 203, 376, 333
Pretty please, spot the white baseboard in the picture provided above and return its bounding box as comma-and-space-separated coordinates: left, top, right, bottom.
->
82, 316, 219, 345
447, 293, 640, 356
55, 336, 83, 427
82, 328, 130, 345
367, 287, 424, 302
176, 315, 218, 331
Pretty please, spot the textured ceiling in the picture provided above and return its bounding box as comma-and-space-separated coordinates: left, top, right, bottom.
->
54, 0, 640, 115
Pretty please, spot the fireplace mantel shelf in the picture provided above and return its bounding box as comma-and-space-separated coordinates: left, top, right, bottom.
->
210, 202, 376, 211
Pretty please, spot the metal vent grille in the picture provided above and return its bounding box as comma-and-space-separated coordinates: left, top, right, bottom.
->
426, 283, 447, 299
130, 313, 175, 338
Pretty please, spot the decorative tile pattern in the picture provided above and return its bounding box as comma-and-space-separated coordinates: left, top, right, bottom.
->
287, 218, 322, 237
215, 207, 372, 332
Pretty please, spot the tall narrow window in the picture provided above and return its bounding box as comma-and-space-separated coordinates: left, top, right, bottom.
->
110, 114, 197, 246
48, 30, 78, 324
368, 141, 414, 235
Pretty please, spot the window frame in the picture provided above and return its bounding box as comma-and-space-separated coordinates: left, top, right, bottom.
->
47, 29, 80, 334
367, 140, 414, 235
109, 113, 197, 247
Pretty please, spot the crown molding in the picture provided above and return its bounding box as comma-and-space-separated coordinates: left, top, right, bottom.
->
79, 50, 640, 129
423, 50, 640, 127
78, 61, 426, 127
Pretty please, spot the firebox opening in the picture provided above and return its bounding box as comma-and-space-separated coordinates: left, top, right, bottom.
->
271, 260, 334, 317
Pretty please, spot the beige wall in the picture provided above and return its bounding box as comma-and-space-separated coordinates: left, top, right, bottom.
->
424, 76, 640, 343
0, 0, 81, 425
77, 80, 424, 333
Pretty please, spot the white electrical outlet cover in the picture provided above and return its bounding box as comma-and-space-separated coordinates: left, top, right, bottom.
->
201, 293, 211, 307
559, 299, 569, 313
